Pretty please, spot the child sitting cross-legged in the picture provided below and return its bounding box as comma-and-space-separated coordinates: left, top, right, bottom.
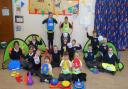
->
59, 52, 72, 81
72, 52, 86, 82
39, 56, 53, 83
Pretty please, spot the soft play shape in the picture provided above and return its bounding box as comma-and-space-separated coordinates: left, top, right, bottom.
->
90, 68, 100, 74
102, 63, 116, 72
50, 78, 59, 85
62, 81, 70, 87
41, 64, 49, 75
25, 34, 46, 51
49, 82, 61, 88
73, 57, 81, 69
23, 73, 28, 85
116, 62, 124, 71
98, 35, 104, 42
3, 38, 29, 69
27, 72, 33, 85
74, 79, 84, 89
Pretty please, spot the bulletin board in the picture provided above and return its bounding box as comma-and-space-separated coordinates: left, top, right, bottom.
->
29, 0, 79, 15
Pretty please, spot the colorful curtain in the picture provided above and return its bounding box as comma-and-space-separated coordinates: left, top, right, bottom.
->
94, 0, 128, 50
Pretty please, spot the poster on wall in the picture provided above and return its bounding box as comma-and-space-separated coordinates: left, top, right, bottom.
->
29, 0, 79, 15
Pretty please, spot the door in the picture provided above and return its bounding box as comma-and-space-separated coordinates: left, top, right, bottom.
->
0, 0, 14, 42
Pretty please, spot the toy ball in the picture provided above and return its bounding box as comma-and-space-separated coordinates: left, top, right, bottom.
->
63, 33, 68, 38
50, 78, 59, 85
67, 43, 72, 48
98, 35, 104, 42
74, 81, 83, 88
62, 81, 70, 87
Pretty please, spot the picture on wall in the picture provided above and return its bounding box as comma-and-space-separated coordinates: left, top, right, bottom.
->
29, 0, 79, 15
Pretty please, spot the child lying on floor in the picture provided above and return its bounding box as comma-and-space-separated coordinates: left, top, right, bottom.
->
59, 52, 72, 81
72, 52, 86, 82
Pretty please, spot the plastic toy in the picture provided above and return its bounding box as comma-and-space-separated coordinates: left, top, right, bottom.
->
74, 79, 85, 89
23, 73, 28, 85
41, 64, 49, 75
10, 71, 17, 77
15, 73, 22, 83
27, 72, 33, 85
61, 81, 71, 89
49, 78, 61, 88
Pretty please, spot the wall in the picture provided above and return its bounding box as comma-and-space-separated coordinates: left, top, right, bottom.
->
12, 0, 96, 48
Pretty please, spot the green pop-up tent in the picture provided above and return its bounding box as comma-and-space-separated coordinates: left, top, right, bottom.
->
2, 38, 29, 69
25, 34, 46, 52
83, 40, 124, 71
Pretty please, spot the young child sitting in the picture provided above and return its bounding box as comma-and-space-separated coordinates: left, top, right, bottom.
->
72, 52, 86, 82
101, 47, 120, 74
22, 46, 35, 71
61, 32, 70, 47
99, 38, 108, 59
39, 56, 53, 83
59, 52, 72, 81
28, 35, 42, 50
67, 39, 82, 61
61, 38, 68, 56
87, 30, 99, 55
8, 41, 24, 70
51, 45, 61, 68
31, 49, 42, 74
84, 44, 100, 69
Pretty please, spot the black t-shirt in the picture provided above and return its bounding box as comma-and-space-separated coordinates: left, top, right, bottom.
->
10, 48, 23, 60
52, 51, 61, 63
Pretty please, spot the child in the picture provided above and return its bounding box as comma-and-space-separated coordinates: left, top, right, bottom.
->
61, 32, 70, 47
59, 52, 72, 81
31, 49, 42, 74
42, 12, 58, 50
101, 47, 120, 74
67, 39, 82, 61
84, 44, 100, 68
28, 35, 42, 50
87, 31, 99, 55
39, 56, 53, 83
72, 52, 86, 82
22, 46, 35, 70
60, 16, 73, 34
51, 45, 61, 68
99, 38, 108, 58
61, 38, 68, 56
8, 41, 24, 70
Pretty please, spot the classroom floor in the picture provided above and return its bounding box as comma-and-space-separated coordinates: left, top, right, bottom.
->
0, 49, 128, 89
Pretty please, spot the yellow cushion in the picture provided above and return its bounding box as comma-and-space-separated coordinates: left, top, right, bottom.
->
62, 81, 70, 87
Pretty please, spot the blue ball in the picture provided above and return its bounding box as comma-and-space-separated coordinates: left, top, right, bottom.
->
50, 78, 59, 85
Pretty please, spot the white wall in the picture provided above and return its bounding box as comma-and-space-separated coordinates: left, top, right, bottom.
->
13, 0, 96, 48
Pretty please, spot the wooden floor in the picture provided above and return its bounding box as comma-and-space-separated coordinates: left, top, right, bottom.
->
0, 49, 128, 89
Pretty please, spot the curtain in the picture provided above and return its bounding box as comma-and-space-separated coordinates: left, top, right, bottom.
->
94, 0, 128, 50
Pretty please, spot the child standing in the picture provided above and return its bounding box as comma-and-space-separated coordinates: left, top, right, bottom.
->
8, 41, 24, 70
42, 12, 58, 50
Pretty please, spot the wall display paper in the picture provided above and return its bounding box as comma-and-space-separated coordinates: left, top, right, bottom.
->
29, 0, 79, 15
